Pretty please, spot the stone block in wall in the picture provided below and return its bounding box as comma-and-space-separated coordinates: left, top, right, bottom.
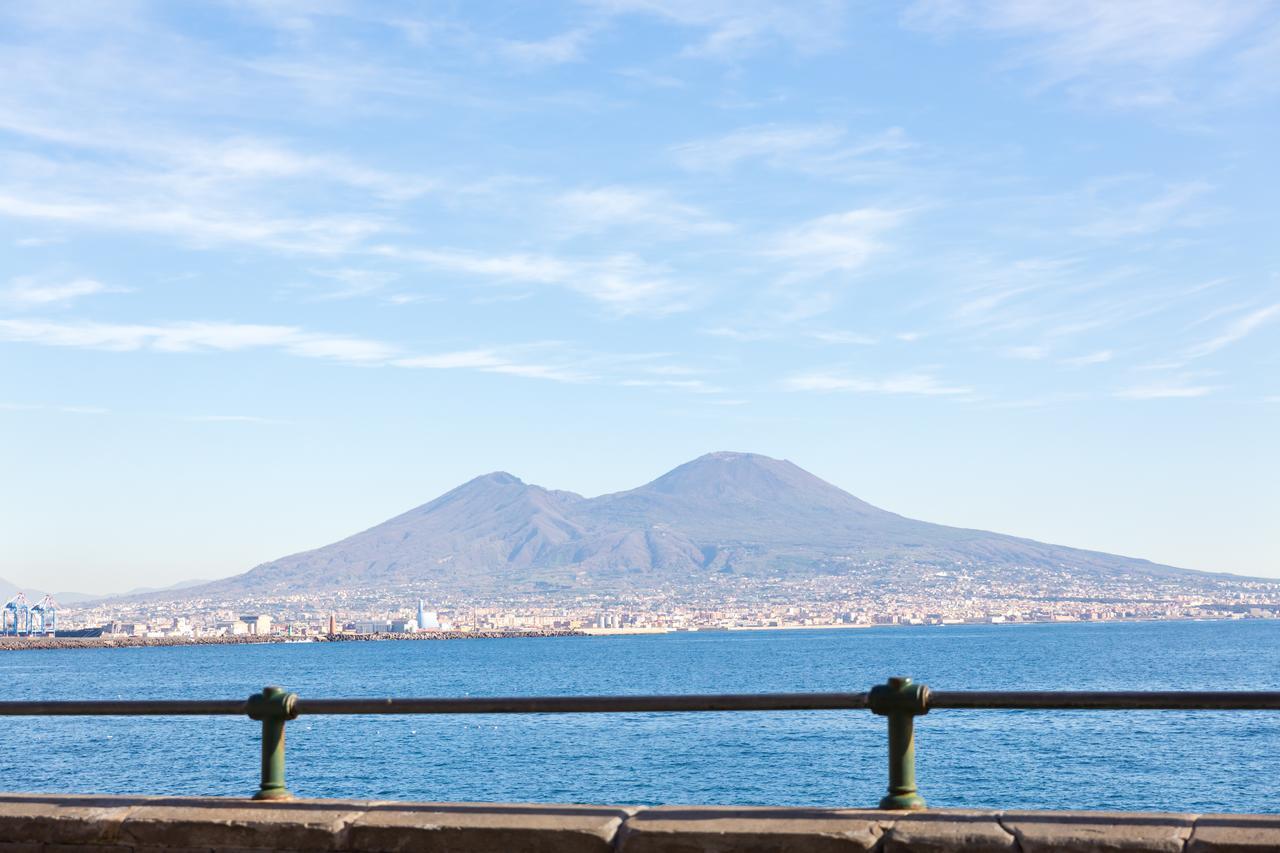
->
1001, 810, 1196, 852
343, 801, 634, 853
0, 793, 133, 846
116, 796, 366, 850
616, 805, 887, 853
1187, 814, 1280, 852
881, 810, 1017, 852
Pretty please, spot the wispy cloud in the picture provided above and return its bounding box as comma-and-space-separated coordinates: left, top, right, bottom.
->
903, 0, 1272, 106
553, 186, 730, 236
587, 1, 847, 58
1186, 303, 1280, 358
183, 414, 282, 424
619, 377, 723, 393
393, 348, 589, 384
496, 28, 594, 65
809, 330, 878, 345
768, 208, 907, 279
0, 318, 396, 363
1, 276, 120, 308
784, 371, 972, 396
1060, 349, 1114, 366
1115, 375, 1218, 399
1003, 344, 1049, 360
672, 124, 913, 178
0, 192, 386, 255
375, 245, 689, 315
1074, 181, 1214, 239
0, 318, 729, 392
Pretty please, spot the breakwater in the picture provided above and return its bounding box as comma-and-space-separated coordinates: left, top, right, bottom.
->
0, 629, 581, 652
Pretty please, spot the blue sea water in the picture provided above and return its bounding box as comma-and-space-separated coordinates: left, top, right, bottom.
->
0, 620, 1277, 812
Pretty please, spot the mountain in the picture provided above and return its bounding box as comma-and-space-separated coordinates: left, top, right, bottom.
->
0, 580, 79, 605
173, 451, 1218, 600
1, 579, 213, 606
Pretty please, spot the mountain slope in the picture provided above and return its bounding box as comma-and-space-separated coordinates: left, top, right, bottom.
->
188, 451, 1209, 598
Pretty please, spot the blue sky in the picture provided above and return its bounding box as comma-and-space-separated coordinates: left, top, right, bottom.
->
2, 1, 1277, 592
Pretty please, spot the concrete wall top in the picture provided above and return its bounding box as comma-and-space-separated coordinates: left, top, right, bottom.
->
0, 793, 1276, 852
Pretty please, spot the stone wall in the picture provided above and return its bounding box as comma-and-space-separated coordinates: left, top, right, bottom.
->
0, 793, 1276, 852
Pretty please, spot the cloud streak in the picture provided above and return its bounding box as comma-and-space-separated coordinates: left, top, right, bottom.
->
784, 371, 972, 396
1, 276, 118, 308
1186, 304, 1280, 358
768, 208, 907, 279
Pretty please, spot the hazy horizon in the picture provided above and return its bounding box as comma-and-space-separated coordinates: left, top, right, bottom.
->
2, 3, 1277, 590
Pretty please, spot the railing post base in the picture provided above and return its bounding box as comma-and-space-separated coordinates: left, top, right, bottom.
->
251, 787, 295, 801
879, 792, 927, 811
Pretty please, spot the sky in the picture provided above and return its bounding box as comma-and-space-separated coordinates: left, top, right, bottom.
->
1, 1, 1278, 593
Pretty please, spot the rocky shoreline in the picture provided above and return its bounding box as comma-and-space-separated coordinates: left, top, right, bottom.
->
0, 629, 583, 652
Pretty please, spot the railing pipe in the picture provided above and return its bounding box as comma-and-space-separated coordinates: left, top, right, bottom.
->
928, 691, 1280, 710
1, 681, 1277, 805
0, 700, 247, 715
294, 692, 871, 715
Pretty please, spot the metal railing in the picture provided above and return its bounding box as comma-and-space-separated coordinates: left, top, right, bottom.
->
2, 677, 1278, 808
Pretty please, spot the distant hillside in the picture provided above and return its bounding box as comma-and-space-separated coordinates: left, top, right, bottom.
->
170, 451, 1217, 599
2, 578, 212, 606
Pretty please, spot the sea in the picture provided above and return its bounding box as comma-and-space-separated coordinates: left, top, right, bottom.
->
1, 619, 1276, 813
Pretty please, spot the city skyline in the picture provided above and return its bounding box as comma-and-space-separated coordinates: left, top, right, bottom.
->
2, 2, 1278, 591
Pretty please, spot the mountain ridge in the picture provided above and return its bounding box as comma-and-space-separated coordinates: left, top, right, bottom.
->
124, 451, 1233, 601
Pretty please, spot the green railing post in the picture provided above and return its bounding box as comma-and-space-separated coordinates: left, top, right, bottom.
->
868, 676, 930, 810
246, 685, 299, 800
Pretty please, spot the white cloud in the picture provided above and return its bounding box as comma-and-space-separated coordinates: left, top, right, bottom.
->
1004, 344, 1049, 360
0, 318, 395, 363
768, 208, 906, 278
989, 391, 1089, 409
0, 315, 727, 390
1186, 304, 1280, 358
377, 245, 688, 315
496, 28, 593, 64
809, 330, 878, 345
0, 192, 386, 255
1115, 374, 1218, 399
394, 348, 590, 383
183, 414, 280, 424
672, 124, 912, 176
1, 276, 117, 307
784, 371, 972, 396
1074, 181, 1214, 240
903, 0, 1271, 106
587, 1, 847, 58
674, 124, 842, 171
1060, 349, 1114, 366
553, 186, 730, 236
619, 378, 723, 393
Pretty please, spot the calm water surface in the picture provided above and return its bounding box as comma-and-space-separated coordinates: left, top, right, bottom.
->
1, 620, 1276, 811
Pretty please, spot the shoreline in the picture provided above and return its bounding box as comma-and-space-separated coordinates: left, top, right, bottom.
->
0, 629, 582, 652
1, 615, 1273, 651
583, 614, 1275, 635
